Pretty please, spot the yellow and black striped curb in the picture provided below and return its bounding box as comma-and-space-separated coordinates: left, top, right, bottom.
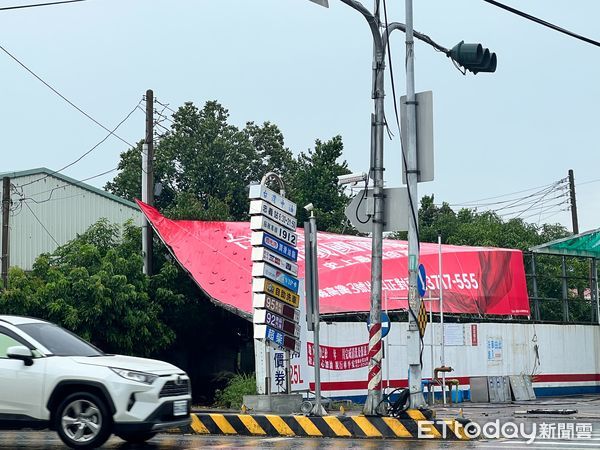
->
181, 410, 470, 440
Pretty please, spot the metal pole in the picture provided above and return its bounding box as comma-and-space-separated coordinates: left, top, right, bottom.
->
562, 256, 569, 322
385, 291, 390, 393
142, 89, 154, 275
438, 234, 446, 405
363, 2, 385, 416
1, 177, 10, 289
308, 211, 326, 416
568, 169, 579, 235
428, 291, 433, 405
405, 0, 425, 409
592, 258, 600, 325
531, 253, 540, 320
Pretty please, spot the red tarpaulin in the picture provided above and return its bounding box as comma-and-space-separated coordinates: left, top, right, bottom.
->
137, 200, 530, 318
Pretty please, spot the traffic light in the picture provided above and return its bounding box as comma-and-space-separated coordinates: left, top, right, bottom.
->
449, 41, 497, 74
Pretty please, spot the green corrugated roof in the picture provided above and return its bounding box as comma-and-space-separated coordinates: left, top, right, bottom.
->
0, 167, 137, 209
530, 228, 600, 259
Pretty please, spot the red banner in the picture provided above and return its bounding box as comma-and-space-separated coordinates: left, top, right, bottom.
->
137, 200, 530, 317
307, 342, 369, 370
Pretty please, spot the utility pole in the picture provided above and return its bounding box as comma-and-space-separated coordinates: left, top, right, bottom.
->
568, 169, 579, 235
1, 177, 9, 289
404, 0, 426, 409
142, 89, 154, 275
311, 0, 495, 413
363, 0, 385, 416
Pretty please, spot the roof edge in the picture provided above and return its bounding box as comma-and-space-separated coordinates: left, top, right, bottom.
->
1, 167, 138, 210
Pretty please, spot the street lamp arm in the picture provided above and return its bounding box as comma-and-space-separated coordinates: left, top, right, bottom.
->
383, 22, 450, 55
339, 0, 383, 51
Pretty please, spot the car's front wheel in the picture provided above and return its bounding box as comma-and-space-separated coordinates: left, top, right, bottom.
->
54, 392, 112, 449
116, 432, 157, 443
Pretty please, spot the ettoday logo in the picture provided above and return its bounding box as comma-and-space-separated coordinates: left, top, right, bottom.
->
418, 420, 593, 443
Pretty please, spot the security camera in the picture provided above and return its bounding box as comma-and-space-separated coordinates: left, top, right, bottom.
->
337, 172, 368, 186
304, 203, 314, 212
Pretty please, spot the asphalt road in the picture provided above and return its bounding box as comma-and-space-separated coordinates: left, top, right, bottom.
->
2, 431, 600, 450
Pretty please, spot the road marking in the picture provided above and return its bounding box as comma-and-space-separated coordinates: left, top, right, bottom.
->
323, 416, 352, 437
209, 414, 237, 434
238, 414, 266, 435
293, 415, 322, 436
265, 415, 295, 436
350, 416, 382, 437
382, 417, 412, 437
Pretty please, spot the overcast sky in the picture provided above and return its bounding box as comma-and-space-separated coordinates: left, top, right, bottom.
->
2, 0, 598, 232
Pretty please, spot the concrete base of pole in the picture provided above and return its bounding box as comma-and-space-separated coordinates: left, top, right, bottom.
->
242, 394, 303, 415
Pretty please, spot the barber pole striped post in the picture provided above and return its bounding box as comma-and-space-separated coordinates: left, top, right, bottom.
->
367, 321, 383, 397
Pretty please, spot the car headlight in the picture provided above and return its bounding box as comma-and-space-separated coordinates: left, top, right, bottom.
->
110, 367, 158, 385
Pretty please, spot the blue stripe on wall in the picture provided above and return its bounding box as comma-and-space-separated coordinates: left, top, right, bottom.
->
327, 384, 600, 404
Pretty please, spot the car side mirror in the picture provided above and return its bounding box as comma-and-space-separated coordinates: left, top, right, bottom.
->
7, 345, 34, 366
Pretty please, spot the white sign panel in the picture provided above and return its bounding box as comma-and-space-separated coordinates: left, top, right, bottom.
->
443, 323, 465, 346
252, 262, 299, 293
487, 337, 503, 362
248, 184, 297, 216
249, 200, 297, 231
250, 215, 297, 247
252, 247, 299, 277
345, 187, 409, 233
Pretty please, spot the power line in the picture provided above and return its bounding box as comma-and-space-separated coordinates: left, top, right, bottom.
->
0, 43, 134, 148
15, 100, 143, 190
448, 177, 568, 207
17, 166, 120, 204
22, 201, 59, 246
154, 98, 177, 115
578, 177, 600, 187
0, 0, 85, 11
483, 0, 600, 48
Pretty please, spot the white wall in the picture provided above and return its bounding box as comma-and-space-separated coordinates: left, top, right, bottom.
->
300, 321, 600, 398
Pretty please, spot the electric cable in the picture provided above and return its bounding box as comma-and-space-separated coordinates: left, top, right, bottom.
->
14, 100, 143, 190
22, 201, 59, 246
0, 43, 135, 148
483, 0, 600, 48
16, 167, 119, 204
449, 177, 568, 208
0, 0, 85, 11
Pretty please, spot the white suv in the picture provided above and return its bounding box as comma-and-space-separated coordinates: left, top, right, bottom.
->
0, 315, 191, 449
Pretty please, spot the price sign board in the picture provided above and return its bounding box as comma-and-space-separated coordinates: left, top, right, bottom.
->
252, 262, 299, 293
251, 232, 298, 262
251, 216, 297, 247
254, 309, 300, 338
249, 200, 297, 231
251, 247, 299, 277
249, 184, 297, 216
249, 177, 300, 355
253, 294, 300, 322
252, 278, 300, 308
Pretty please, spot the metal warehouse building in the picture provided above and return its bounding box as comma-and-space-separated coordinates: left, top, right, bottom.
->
1, 168, 142, 271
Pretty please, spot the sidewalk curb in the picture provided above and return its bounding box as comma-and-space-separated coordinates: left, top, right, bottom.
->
178, 410, 469, 439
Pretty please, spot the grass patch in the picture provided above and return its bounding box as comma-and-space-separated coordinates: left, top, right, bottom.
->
214, 373, 257, 409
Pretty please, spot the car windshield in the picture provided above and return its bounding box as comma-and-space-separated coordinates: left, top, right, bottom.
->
17, 323, 104, 357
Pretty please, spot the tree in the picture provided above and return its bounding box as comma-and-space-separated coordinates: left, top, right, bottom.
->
289, 136, 351, 232
106, 101, 299, 222
0, 220, 181, 356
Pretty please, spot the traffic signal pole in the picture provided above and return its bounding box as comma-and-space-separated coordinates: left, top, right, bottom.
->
336, 0, 421, 414
404, 0, 426, 409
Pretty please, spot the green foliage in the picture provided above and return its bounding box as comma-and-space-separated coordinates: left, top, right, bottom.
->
0, 219, 182, 356
105, 101, 350, 232
393, 194, 570, 251
289, 136, 351, 232
214, 373, 257, 409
